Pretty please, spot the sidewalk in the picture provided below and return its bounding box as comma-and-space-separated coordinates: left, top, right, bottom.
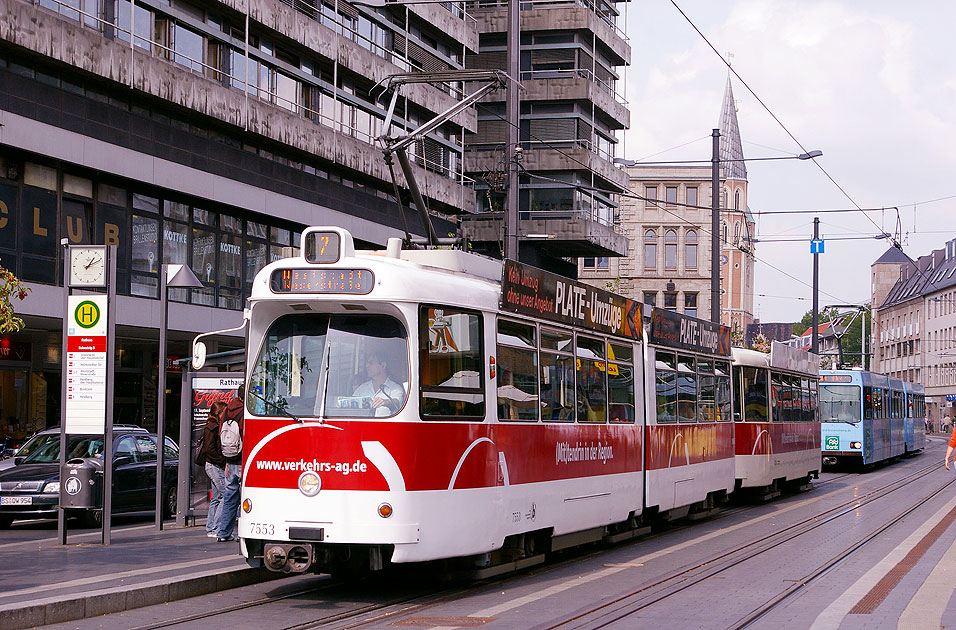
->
0, 520, 285, 630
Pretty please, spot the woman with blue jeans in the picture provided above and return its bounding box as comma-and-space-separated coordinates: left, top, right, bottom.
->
199, 401, 227, 538
217, 385, 244, 542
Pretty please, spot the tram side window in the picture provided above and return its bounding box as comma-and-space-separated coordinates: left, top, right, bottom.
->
771, 373, 786, 422
420, 307, 484, 419
733, 364, 743, 421
656, 352, 678, 423
496, 319, 539, 421
810, 380, 819, 421
608, 342, 635, 423
863, 386, 879, 419
540, 327, 575, 422
697, 359, 715, 422
742, 367, 769, 422
714, 361, 732, 422
801, 378, 811, 422
576, 335, 607, 423
677, 355, 697, 423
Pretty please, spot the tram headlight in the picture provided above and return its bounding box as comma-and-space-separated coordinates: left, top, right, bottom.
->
850, 441, 862, 449
298, 471, 322, 497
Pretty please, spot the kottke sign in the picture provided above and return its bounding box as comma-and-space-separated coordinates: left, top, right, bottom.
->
65, 295, 108, 434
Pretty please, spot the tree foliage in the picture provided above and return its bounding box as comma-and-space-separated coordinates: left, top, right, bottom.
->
0, 259, 29, 334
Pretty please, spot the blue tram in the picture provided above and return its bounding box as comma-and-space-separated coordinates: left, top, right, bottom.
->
902, 381, 926, 453
819, 370, 906, 467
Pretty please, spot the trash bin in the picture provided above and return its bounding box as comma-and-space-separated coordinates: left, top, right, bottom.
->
60, 457, 103, 509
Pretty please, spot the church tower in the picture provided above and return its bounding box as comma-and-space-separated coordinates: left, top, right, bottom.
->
718, 77, 756, 337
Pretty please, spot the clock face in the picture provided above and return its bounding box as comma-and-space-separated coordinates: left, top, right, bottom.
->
720, 255, 729, 265
70, 246, 107, 287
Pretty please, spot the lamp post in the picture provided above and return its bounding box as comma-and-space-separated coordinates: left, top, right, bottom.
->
711, 129, 720, 323
155, 263, 203, 530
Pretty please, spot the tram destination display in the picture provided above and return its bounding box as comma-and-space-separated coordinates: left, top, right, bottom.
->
500, 259, 642, 340
271, 268, 373, 294
304, 230, 341, 263
648, 307, 730, 356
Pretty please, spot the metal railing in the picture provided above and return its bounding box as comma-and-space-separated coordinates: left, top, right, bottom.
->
465, 0, 628, 43
520, 68, 627, 105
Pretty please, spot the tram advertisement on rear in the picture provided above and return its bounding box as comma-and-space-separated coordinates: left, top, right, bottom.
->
500, 259, 642, 339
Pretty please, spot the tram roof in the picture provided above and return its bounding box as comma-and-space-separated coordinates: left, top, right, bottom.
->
249, 241, 504, 312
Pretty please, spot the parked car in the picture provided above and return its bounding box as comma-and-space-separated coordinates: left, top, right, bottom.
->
0, 431, 52, 472
0, 426, 178, 528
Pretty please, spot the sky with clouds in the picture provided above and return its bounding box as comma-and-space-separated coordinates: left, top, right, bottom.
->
620, 0, 956, 323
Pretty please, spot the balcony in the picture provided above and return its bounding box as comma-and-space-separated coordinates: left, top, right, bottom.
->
460, 209, 627, 258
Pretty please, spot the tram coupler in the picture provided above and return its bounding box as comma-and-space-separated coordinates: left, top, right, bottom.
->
263, 542, 313, 573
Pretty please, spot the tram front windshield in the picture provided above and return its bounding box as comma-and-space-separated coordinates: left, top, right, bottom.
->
249, 313, 408, 419
819, 384, 861, 423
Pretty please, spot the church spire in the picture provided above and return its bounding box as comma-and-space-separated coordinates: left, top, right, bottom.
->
718, 76, 747, 181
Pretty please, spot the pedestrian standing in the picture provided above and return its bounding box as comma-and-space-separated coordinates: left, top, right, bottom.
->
944, 422, 956, 470
217, 384, 244, 542
198, 401, 227, 538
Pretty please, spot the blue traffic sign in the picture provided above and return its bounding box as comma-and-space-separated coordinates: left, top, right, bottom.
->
810, 239, 825, 254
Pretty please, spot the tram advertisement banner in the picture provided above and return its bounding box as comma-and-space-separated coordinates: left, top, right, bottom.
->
648, 307, 730, 356
499, 259, 642, 340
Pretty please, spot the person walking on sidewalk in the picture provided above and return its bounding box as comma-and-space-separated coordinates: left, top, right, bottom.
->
944, 422, 956, 470
217, 384, 244, 542
197, 401, 227, 538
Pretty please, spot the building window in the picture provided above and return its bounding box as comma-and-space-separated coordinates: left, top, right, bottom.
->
583, 257, 609, 270
666, 186, 678, 206
664, 291, 677, 311
684, 293, 698, 318
664, 229, 678, 270
734, 189, 741, 210
645, 186, 657, 206
685, 230, 698, 270
644, 229, 657, 270
643, 292, 656, 307
687, 187, 698, 208
734, 221, 741, 244
722, 222, 728, 243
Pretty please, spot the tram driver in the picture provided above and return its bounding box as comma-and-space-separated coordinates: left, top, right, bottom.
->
352, 349, 406, 417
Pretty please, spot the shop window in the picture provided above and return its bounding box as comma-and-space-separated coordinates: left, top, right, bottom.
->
643, 292, 656, 307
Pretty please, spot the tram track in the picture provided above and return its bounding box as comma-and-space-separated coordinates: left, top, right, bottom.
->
123, 460, 941, 630
537, 459, 946, 630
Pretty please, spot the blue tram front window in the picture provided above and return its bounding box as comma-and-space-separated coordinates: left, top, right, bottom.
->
820, 385, 861, 423
249, 314, 408, 419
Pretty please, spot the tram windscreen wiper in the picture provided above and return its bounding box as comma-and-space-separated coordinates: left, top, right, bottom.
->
248, 387, 302, 423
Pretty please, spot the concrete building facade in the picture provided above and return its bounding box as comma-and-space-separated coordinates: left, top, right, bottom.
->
872, 241, 956, 428
0, 0, 477, 443
460, 0, 630, 276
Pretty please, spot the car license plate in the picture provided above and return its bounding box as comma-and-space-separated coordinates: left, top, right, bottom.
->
0, 496, 32, 505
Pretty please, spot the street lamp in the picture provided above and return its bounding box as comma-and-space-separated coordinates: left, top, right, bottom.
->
155, 263, 202, 530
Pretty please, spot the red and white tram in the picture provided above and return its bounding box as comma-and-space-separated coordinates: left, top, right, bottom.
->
197, 226, 820, 576
732, 344, 821, 491
643, 308, 734, 518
